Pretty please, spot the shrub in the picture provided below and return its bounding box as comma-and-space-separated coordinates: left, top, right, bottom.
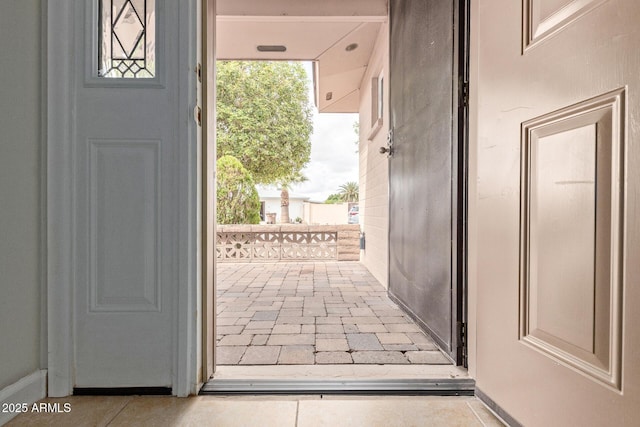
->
216, 155, 261, 224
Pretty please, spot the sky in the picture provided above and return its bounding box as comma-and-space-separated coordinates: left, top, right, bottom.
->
270, 62, 359, 203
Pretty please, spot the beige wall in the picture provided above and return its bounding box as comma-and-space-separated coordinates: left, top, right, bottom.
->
358, 23, 389, 288
303, 202, 348, 225
0, 0, 44, 388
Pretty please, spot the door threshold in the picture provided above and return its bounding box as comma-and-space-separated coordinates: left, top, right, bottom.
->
200, 378, 474, 396
212, 364, 468, 380
201, 365, 472, 396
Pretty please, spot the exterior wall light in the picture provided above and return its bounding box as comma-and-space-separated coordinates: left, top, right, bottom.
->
257, 45, 287, 52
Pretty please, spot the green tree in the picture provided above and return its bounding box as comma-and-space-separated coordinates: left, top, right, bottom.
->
324, 193, 342, 204
216, 155, 261, 224
216, 61, 313, 185
338, 182, 359, 203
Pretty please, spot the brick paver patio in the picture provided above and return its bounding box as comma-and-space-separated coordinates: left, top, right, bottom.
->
216, 262, 451, 365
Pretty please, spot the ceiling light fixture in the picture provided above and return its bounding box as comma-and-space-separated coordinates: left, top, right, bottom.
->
257, 45, 287, 52
345, 43, 359, 52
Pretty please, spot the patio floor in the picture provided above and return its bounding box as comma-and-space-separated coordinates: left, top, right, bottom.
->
216, 262, 451, 366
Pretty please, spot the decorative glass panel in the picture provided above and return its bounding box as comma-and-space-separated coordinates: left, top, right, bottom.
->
98, 0, 156, 78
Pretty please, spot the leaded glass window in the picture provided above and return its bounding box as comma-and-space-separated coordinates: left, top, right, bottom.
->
98, 0, 156, 78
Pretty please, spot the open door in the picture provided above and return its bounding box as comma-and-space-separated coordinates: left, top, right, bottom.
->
387, 0, 466, 364
47, 0, 202, 396
474, 0, 639, 424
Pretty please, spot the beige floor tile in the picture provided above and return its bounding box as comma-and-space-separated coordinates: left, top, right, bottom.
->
109, 397, 297, 427
6, 396, 132, 427
297, 398, 483, 427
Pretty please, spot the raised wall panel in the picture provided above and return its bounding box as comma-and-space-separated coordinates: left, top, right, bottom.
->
520, 89, 625, 389
522, 0, 607, 51
89, 140, 161, 312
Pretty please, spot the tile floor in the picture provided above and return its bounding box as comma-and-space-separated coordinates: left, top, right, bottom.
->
216, 262, 451, 366
7, 395, 505, 426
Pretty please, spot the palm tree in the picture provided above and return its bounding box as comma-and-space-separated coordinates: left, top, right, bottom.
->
277, 172, 307, 224
338, 182, 359, 203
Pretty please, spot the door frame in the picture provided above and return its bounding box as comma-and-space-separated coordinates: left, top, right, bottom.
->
201, 0, 217, 382
454, 0, 471, 369
204, 0, 473, 374
47, 0, 201, 397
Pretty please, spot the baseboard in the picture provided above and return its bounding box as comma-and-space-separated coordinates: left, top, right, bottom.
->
0, 370, 47, 426
475, 386, 522, 427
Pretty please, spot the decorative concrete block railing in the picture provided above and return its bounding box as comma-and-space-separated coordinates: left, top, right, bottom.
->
216, 224, 360, 262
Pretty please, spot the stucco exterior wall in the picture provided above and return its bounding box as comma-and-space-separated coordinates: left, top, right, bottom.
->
303, 202, 349, 225
358, 23, 389, 288
0, 0, 44, 389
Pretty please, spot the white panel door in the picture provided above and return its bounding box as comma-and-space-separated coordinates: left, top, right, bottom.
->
474, 0, 640, 424
72, 0, 180, 388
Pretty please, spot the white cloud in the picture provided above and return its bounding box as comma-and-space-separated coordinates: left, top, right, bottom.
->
290, 63, 359, 202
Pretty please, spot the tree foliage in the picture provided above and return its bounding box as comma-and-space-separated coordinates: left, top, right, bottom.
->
324, 193, 342, 204
338, 182, 359, 203
216, 155, 261, 225
216, 61, 313, 185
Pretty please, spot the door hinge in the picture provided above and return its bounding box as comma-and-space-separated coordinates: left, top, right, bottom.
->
461, 81, 469, 108
457, 321, 467, 367
196, 63, 202, 83
194, 105, 202, 127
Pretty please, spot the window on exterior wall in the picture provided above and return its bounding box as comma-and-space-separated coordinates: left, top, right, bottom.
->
98, 0, 156, 78
368, 73, 384, 140
376, 75, 384, 121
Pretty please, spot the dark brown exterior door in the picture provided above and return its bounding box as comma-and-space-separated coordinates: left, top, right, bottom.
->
388, 0, 466, 364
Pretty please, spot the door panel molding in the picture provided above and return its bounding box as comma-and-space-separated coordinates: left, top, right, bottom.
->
89, 139, 162, 313
522, 0, 607, 51
520, 88, 625, 390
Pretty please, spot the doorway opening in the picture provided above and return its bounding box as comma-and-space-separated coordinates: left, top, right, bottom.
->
204, 0, 470, 389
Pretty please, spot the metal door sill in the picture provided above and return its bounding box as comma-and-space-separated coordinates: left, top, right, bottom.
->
200, 378, 475, 396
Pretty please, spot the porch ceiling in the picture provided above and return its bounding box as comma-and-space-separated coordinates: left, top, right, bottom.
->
216, 0, 387, 113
